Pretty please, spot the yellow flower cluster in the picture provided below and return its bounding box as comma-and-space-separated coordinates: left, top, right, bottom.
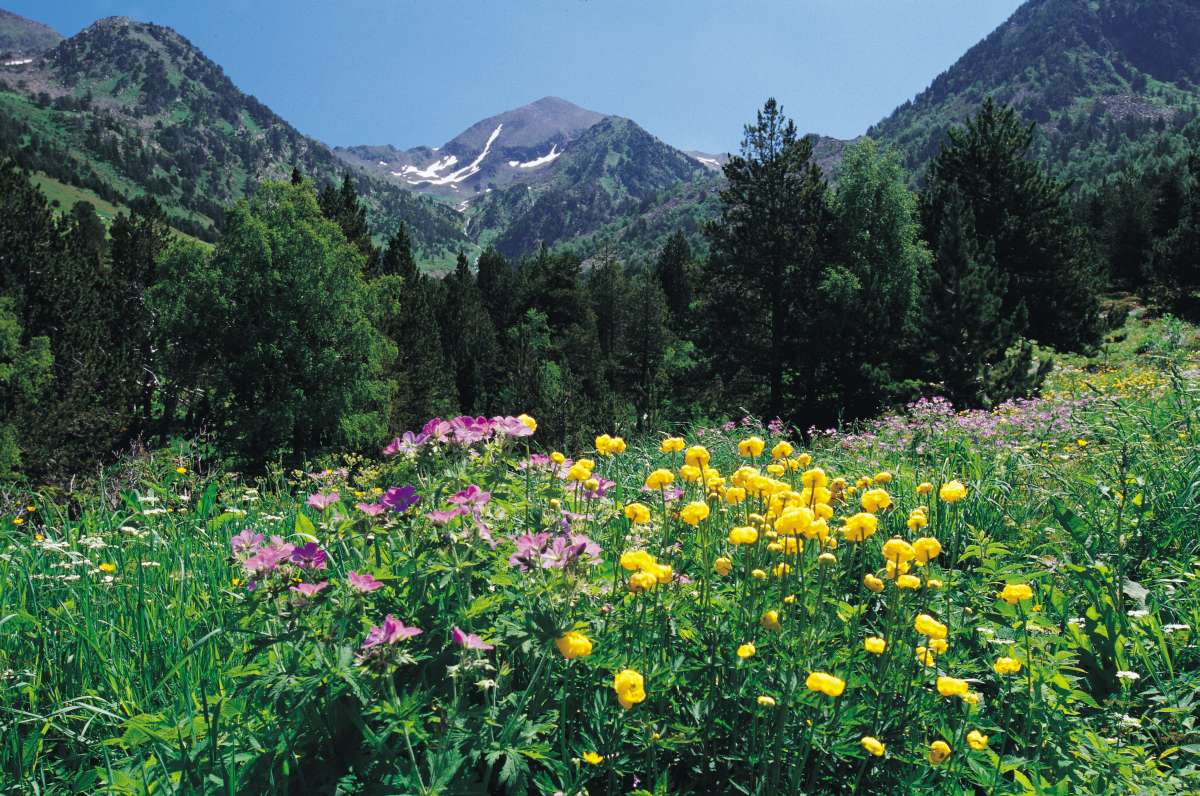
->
555, 631, 593, 659
620, 550, 673, 592
613, 669, 645, 709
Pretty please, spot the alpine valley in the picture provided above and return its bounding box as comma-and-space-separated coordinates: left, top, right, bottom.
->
1, 0, 1200, 268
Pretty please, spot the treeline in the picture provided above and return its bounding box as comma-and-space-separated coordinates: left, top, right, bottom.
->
0, 96, 1153, 479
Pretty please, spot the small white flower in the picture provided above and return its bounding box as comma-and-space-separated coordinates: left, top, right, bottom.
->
1119, 714, 1141, 728
1127, 609, 1149, 619
1116, 670, 1140, 681
142, 507, 167, 516
1163, 623, 1190, 633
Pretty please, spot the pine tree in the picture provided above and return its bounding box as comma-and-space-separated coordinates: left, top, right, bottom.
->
1147, 151, 1200, 314
701, 98, 831, 420
0, 297, 52, 478
654, 230, 693, 320
923, 188, 1048, 406
922, 98, 1102, 351
439, 252, 498, 414
319, 173, 377, 267
476, 246, 515, 331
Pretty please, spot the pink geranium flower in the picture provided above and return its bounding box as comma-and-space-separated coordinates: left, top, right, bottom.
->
362, 615, 423, 649
451, 626, 494, 651
347, 571, 384, 592
307, 492, 339, 510
290, 580, 328, 597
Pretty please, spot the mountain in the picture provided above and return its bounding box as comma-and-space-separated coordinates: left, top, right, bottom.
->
0, 13, 467, 256
868, 0, 1200, 186
0, 8, 61, 60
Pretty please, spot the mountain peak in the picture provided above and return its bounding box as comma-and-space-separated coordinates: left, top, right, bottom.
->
0, 8, 63, 57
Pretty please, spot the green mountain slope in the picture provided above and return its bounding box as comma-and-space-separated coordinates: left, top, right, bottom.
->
868, 0, 1200, 186
0, 15, 467, 254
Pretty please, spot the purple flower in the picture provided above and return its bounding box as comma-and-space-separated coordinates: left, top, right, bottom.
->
362, 614, 423, 649
290, 580, 328, 597
380, 485, 420, 513
427, 507, 467, 525
449, 484, 491, 509
290, 542, 329, 570
508, 532, 551, 571
491, 415, 534, 438
242, 535, 296, 576
451, 626, 494, 651
356, 502, 387, 517
307, 492, 339, 510
583, 477, 616, 500
230, 530, 264, 557
384, 430, 431, 457
540, 536, 589, 570
421, 417, 454, 444
347, 570, 385, 592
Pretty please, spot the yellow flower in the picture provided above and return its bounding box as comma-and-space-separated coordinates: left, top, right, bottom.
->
805, 671, 845, 697
760, 610, 781, 631
873, 471, 893, 484
650, 563, 674, 584
595, 434, 626, 455
581, 751, 604, 765
818, 552, 837, 566
737, 642, 756, 659
623, 503, 651, 524
926, 578, 944, 589
728, 525, 758, 545
12, 517, 24, 526
679, 464, 702, 483
864, 636, 886, 654
929, 637, 949, 654
629, 571, 658, 592
679, 501, 710, 525
801, 468, 827, 489
841, 512, 878, 542
551, 451, 566, 464
861, 736, 885, 757
999, 583, 1033, 605
994, 656, 1022, 675
555, 631, 593, 659
25, 505, 35, 513
738, 436, 766, 457
645, 469, 675, 489
584, 478, 600, 491
915, 646, 935, 667
795, 452, 812, 468
576, 458, 596, 471
661, 436, 685, 453
863, 574, 885, 593
885, 559, 911, 579
757, 695, 776, 707
928, 740, 951, 764
881, 537, 916, 563
724, 486, 747, 504
860, 488, 892, 513
684, 445, 710, 467
961, 691, 980, 706
913, 537, 942, 564
516, 414, 537, 432
914, 614, 948, 639
917, 481, 934, 495
936, 676, 969, 697
175, 466, 188, 475
967, 730, 989, 750
620, 550, 656, 571
897, 574, 921, 590
765, 463, 785, 476
906, 511, 929, 531
939, 480, 968, 502
714, 556, 733, 576
613, 669, 645, 709
751, 568, 767, 580
775, 507, 814, 536
566, 463, 591, 482
771, 441, 793, 460
772, 562, 792, 577
98, 562, 117, 573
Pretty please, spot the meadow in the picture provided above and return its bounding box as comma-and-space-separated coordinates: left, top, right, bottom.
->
1, 314, 1198, 795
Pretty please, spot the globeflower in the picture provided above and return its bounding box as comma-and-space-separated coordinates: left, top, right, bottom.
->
897, 574, 921, 590
714, 556, 733, 576
645, 469, 674, 489
873, 471, 892, 484
760, 610, 781, 631
775, 507, 814, 536
936, 676, 969, 697
660, 437, 685, 454
581, 751, 603, 765
967, 730, 989, 750
556, 631, 593, 659
516, 414, 537, 432
882, 538, 916, 563
613, 668, 646, 709
737, 642, 756, 659
841, 512, 878, 542
928, 740, 951, 765
724, 486, 747, 504
906, 510, 929, 531
620, 550, 657, 571
994, 656, 1022, 675
623, 503, 651, 524
684, 445, 711, 467
914, 613, 948, 639
863, 574, 885, 593
729, 525, 758, 545
679, 465, 702, 483
595, 434, 626, 455
738, 436, 765, 457
805, 671, 845, 697
999, 583, 1034, 604
771, 441, 793, 460
860, 488, 892, 513
629, 571, 658, 592
939, 480, 968, 502
679, 501, 710, 525
913, 537, 942, 564
861, 736, 885, 757
757, 695, 776, 707
801, 468, 827, 489
864, 636, 886, 654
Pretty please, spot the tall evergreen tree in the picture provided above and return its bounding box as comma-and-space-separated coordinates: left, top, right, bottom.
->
1146, 150, 1200, 314
654, 230, 693, 320
439, 252, 498, 414
0, 297, 52, 479
701, 98, 831, 420
319, 173, 377, 268
922, 98, 1102, 351
476, 246, 515, 331
922, 188, 1047, 406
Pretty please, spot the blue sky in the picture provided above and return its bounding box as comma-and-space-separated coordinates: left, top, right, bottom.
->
12, 0, 1024, 152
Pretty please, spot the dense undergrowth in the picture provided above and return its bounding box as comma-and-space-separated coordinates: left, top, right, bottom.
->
1, 316, 1199, 794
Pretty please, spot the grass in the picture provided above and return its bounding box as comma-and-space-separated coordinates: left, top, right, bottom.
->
0, 315, 1198, 793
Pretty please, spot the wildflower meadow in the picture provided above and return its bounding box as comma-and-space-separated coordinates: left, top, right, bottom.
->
1, 318, 1198, 794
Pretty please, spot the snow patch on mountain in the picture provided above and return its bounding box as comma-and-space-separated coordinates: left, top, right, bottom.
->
395, 154, 458, 180
693, 155, 721, 168
404, 124, 503, 187
515, 144, 561, 169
